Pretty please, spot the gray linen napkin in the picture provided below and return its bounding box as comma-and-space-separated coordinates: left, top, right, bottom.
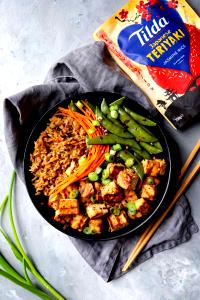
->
3, 42, 198, 282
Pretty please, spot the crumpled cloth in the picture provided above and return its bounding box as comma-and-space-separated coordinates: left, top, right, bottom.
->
3, 42, 198, 281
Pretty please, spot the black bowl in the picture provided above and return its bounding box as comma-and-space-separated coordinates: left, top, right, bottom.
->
24, 92, 172, 241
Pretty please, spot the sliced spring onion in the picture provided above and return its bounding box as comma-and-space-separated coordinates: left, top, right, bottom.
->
126, 201, 136, 214
102, 178, 112, 185
105, 153, 114, 162
102, 169, 109, 180
110, 207, 121, 216
88, 172, 99, 182
112, 144, 122, 152
92, 120, 100, 127
95, 167, 102, 174
125, 158, 135, 168
69, 189, 79, 199
110, 149, 116, 156
88, 128, 95, 134
83, 227, 95, 235
146, 177, 155, 185
90, 196, 96, 203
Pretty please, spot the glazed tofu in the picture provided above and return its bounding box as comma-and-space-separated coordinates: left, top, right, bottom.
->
94, 182, 103, 201
106, 163, 124, 179
48, 194, 62, 210
117, 169, 139, 190
128, 198, 151, 220
71, 214, 88, 231
101, 181, 124, 202
107, 211, 129, 232
142, 159, 166, 177
79, 181, 94, 199
88, 219, 103, 234
54, 212, 72, 224
141, 182, 157, 201
86, 204, 108, 219
124, 190, 138, 201
57, 198, 79, 214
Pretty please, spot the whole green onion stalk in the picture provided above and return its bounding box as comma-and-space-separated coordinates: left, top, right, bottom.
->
0, 171, 65, 300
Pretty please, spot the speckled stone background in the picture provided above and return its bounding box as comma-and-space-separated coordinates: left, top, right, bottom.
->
0, 1, 200, 299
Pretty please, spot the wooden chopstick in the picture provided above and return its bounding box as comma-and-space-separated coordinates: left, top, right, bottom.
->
122, 140, 200, 272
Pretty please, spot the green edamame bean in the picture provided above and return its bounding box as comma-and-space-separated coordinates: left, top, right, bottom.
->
101, 98, 110, 115
107, 113, 123, 128
140, 142, 163, 154
124, 106, 156, 126
109, 96, 125, 107
88, 134, 141, 150
118, 108, 158, 143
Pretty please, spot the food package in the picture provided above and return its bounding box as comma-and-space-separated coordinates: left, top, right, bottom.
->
93, 0, 200, 129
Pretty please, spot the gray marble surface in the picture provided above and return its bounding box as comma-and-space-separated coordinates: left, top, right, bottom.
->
0, 1, 200, 299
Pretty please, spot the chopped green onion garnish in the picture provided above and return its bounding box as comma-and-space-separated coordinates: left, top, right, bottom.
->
79, 156, 86, 165
147, 177, 155, 185
90, 196, 96, 203
95, 167, 102, 174
83, 227, 96, 235
126, 201, 136, 214
110, 110, 118, 119
76, 100, 83, 108
113, 144, 122, 151
125, 158, 135, 168
88, 128, 95, 134
92, 120, 100, 126
69, 189, 79, 199
88, 172, 99, 182
102, 178, 112, 185
102, 169, 109, 180
110, 149, 116, 156
105, 153, 114, 162
110, 104, 119, 111
110, 206, 121, 216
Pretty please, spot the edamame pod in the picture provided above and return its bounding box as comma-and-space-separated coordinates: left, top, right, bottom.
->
101, 98, 110, 115
119, 108, 158, 142
124, 106, 156, 126
109, 96, 125, 107
88, 134, 141, 150
140, 142, 163, 154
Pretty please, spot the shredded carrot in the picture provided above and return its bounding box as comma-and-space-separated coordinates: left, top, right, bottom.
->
50, 102, 109, 197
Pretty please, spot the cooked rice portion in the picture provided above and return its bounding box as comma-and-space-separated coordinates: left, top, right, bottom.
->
30, 113, 87, 196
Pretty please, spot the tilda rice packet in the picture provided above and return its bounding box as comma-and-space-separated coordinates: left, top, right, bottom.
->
93, 0, 200, 129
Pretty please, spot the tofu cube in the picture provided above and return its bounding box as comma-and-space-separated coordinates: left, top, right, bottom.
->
86, 204, 108, 219
142, 159, 166, 177
107, 211, 129, 232
88, 219, 103, 234
141, 183, 157, 201
128, 198, 151, 219
71, 214, 88, 231
106, 163, 124, 179
117, 169, 138, 190
101, 181, 123, 202
58, 199, 79, 214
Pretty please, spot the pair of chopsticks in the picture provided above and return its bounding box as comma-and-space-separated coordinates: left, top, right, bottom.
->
122, 139, 200, 272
